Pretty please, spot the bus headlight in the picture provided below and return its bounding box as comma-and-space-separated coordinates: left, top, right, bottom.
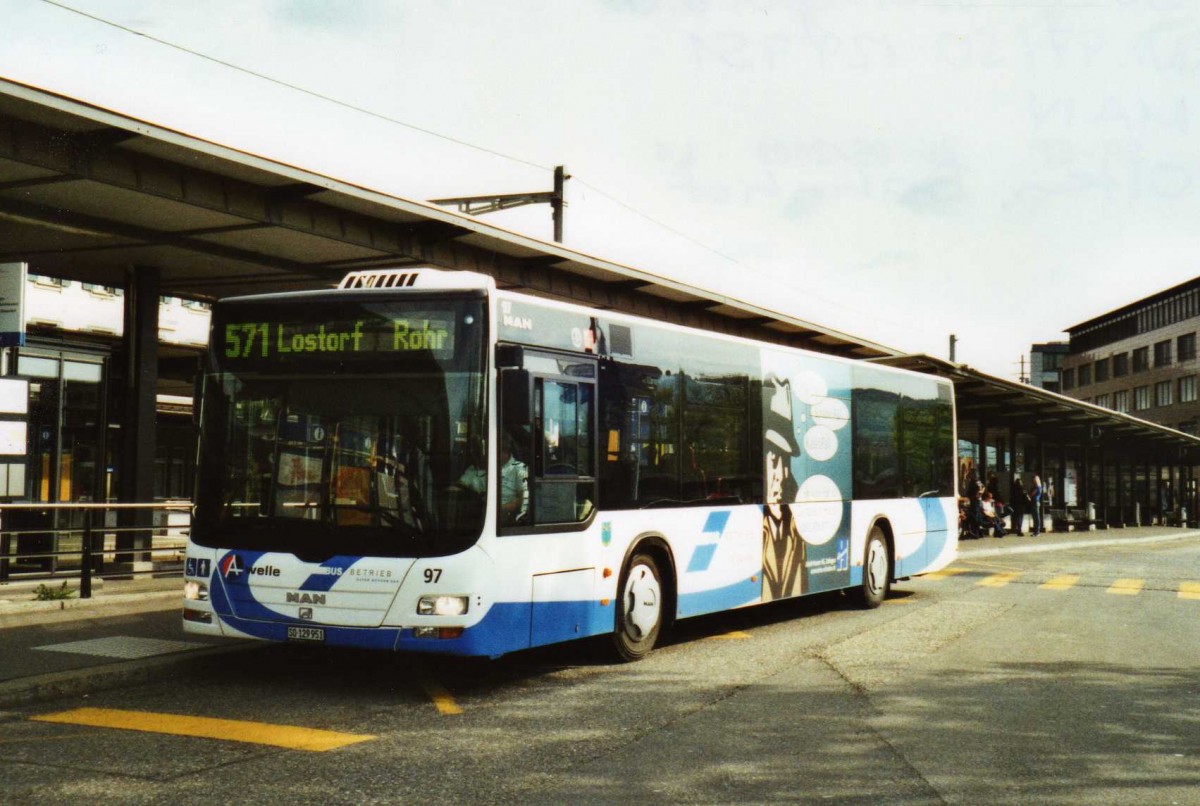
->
417, 595, 468, 616
184, 580, 209, 601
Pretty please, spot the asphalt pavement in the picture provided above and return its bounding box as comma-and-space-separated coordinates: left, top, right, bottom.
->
0, 523, 1196, 709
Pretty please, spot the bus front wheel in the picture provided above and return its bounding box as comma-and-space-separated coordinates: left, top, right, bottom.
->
612, 553, 663, 661
857, 527, 891, 609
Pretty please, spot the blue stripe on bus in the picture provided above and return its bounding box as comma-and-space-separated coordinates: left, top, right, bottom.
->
687, 544, 718, 573
210, 573, 612, 657
688, 510, 732, 573
676, 575, 760, 618
703, 510, 731, 535
919, 498, 950, 563
299, 556, 361, 592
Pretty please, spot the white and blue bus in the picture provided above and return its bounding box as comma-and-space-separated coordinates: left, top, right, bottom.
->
183, 268, 957, 660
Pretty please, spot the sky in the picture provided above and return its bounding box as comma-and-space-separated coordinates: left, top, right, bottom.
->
4, 0, 1200, 379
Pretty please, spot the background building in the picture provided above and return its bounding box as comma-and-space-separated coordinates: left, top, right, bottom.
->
1029, 342, 1069, 392
1061, 277, 1200, 435
19, 274, 209, 505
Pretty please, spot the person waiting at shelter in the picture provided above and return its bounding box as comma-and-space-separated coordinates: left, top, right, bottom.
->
1010, 473, 1030, 536
986, 472, 1002, 499
993, 492, 1014, 532
961, 481, 986, 539
961, 468, 980, 499
981, 491, 1006, 538
1029, 472, 1044, 536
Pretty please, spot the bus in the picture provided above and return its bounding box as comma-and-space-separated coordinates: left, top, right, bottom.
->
182, 267, 957, 660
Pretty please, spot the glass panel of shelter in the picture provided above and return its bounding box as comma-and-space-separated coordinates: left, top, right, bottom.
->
12, 351, 106, 573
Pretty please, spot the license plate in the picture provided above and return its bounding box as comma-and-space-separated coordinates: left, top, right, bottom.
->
286, 626, 325, 642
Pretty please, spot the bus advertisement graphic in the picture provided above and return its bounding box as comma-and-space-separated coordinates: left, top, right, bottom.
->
762, 352, 853, 601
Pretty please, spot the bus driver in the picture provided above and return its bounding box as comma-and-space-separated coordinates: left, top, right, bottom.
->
456, 434, 528, 524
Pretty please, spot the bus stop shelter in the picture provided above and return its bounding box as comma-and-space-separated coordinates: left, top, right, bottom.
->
1, 73, 1198, 564
877, 354, 1200, 529
0, 75, 898, 569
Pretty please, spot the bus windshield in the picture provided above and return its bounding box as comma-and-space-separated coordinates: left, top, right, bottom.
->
190, 296, 488, 560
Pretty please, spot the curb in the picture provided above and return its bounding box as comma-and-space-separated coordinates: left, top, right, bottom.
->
0, 590, 181, 629
958, 529, 1200, 560
0, 643, 251, 709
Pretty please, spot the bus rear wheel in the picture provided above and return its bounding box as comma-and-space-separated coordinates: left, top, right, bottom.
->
856, 527, 891, 609
612, 553, 663, 661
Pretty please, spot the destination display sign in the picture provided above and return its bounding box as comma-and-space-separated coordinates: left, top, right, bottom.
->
219, 312, 457, 363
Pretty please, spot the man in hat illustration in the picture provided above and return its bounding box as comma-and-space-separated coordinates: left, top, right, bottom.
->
763, 375, 806, 601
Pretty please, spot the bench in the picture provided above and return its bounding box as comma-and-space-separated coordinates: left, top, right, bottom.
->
1047, 507, 1102, 532
1069, 507, 1100, 530
1048, 508, 1073, 531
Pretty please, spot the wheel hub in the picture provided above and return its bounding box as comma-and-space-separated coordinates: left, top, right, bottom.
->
866, 541, 887, 594
624, 564, 661, 639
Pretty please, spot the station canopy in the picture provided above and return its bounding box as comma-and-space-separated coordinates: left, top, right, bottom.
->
4, 77, 1200, 456
0, 77, 895, 361
876, 354, 1200, 456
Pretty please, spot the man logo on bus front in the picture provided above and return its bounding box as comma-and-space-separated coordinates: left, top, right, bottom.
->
763, 375, 806, 601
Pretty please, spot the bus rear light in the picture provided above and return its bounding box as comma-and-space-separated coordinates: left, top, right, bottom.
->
417, 595, 469, 616
183, 608, 212, 624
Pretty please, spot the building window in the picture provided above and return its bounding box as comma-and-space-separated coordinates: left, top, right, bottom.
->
1062, 368, 1075, 390
1179, 333, 1197, 362
1112, 352, 1129, 377
1114, 390, 1130, 413
1134, 385, 1151, 410
1133, 347, 1149, 372
1155, 380, 1173, 407
1078, 363, 1092, 386
1095, 393, 1111, 409
1155, 339, 1173, 367
1181, 376, 1198, 404
1094, 357, 1110, 382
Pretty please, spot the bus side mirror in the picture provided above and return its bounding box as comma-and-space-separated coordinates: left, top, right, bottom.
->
495, 343, 524, 368
501, 369, 531, 432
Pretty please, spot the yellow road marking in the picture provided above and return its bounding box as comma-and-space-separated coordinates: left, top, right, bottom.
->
1107, 578, 1144, 596
30, 708, 373, 751
707, 630, 751, 640
1179, 582, 1200, 600
1040, 575, 1080, 591
924, 568, 968, 580
418, 678, 463, 716
977, 572, 1019, 588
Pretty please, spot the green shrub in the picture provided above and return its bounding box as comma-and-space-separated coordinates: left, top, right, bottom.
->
34, 582, 75, 601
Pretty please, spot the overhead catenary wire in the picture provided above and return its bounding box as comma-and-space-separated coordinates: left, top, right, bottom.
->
38, 0, 943, 348
41, 3, 796, 296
